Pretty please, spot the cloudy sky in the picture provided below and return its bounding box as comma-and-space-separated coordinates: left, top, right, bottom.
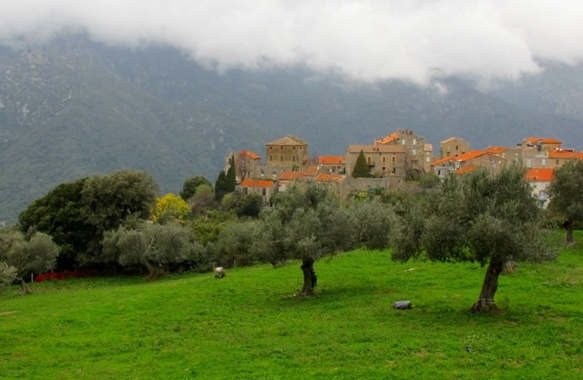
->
0, 0, 581, 85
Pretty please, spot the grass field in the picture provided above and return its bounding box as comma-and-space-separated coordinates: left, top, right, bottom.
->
1, 234, 582, 379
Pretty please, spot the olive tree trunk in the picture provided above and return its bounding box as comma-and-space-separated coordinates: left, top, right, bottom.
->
566, 222, 574, 244
471, 259, 504, 313
19, 278, 31, 295
299, 258, 315, 297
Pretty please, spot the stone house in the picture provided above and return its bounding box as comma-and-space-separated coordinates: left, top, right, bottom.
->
265, 135, 309, 172
345, 145, 406, 177
225, 150, 262, 182
318, 156, 345, 174
548, 149, 581, 169
432, 150, 506, 177
238, 179, 277, 205
277, 166, 318, 192
374, 129, 430, 176
524, 168, 555, 208
440, 137, 469, 158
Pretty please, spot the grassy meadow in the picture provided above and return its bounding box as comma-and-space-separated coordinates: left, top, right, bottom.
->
1, 233, 582, 379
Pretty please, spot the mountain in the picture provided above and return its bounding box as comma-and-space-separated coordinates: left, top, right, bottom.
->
1, 35, 583, 223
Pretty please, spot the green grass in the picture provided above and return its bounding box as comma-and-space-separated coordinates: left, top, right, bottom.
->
1, 238, 582, 379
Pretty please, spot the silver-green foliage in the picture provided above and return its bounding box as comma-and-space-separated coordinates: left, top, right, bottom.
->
102, 223, 205, 276
0, 229, 60, 288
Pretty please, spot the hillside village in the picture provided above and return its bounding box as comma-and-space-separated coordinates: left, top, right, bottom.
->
226, 129, 578, 208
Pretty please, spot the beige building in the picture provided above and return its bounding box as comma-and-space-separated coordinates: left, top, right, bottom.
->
440, 137, 469, 158
238, 179, 277, 205
345, 145, 406, 177
265, 135, 309, 171
374, 129, 429, 176
225, 150, 262, 182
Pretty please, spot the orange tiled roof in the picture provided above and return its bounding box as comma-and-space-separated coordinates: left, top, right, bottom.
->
440, 136, 464, 144
278, 171, 306, 181
456, 165, 476, 175
305, 166, 318, 176
431, 155, 455, 167
374, 132, 399, 145
319, 156, 345, 165
525, 168, 555, 182
548, 149, 579, 159
484, 146, 509, 155
454, 150, 488, 162
237, 150, 261, 160
524, 137, 562, 145
315, 173, 345, 183
240, 179, 274, 188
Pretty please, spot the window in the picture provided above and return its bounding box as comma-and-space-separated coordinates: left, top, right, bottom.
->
262, 188, 266, 196
541, 158, 547, 167
392, 156, 396, 163
367, 156, 372, 165
526, 159, 531, 168
292, 156, 296, 162
401, 139, 406, 145
243, 188, 248, 195
413, 138, 417, 145
280, 155, 284, 162
556, 159, 560, 165
269, 155, 273, 161
412, 149, 417, 156
382, 157, 386, 163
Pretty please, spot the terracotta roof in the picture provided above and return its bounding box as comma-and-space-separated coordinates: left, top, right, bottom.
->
278, 171, 306, 181
525, 168, 555, 182
315, 173, 345, 183
484, 146, 509, 155
548, 149, 579, 159
456, 165, 476, 175
346, 145, 405, 154
374, 132, 399, 145
440, 136, 464, 144
431, 156, 455, 167
305, 166, 318, 176
524, 137, 562, 145
236, 150, 261, 160
266, 135, 307, 146
240, 179, 274, 188
319, 156, 345, 165
455, 150, 488, 162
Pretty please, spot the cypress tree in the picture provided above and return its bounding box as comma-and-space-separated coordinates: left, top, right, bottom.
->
226, 155, 237, 192
352, 150, 371, 178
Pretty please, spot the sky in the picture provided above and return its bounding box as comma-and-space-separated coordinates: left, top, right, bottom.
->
0, 0, 582, 86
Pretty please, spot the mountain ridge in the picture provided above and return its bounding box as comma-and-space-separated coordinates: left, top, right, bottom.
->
1, 35, 582, 223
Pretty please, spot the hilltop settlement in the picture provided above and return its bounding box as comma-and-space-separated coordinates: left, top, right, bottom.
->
226, 129, 575, 208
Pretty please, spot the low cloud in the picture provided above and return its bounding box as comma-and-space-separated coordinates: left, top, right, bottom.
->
0, 0, 581, 85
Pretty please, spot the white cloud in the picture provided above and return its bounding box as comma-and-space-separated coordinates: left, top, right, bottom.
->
0, 0, 581, 84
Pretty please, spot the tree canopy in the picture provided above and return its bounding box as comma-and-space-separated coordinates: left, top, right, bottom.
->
548, 160, 583, 244
252, 183, 353, 296
0, 228, 60, 293
180, 176, 212, 200
393, 166, 556, 312
19, 170, 159, 270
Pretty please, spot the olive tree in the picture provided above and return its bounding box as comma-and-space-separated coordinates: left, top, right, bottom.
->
252, 183, 354, 296
393, 166, 556, 313
102, 222, 205, 279
548, 160, 583, 244
0, 229, 60, 294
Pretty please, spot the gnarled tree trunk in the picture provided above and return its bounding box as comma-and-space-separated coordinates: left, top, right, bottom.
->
299, 258, 315, 297
566, 221, 574, 244
19, 278, 31, 295
471, 259, 504, 313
